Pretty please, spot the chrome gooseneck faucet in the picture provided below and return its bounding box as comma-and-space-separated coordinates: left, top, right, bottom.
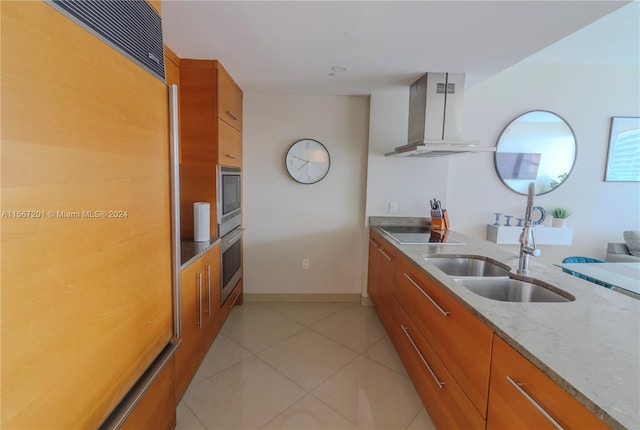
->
518, 182, 541, 275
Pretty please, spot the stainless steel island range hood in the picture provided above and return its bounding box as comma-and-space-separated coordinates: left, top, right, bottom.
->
386, 73, 495, 157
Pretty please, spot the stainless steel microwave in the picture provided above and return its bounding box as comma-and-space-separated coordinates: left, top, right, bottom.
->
216, 165, 241, 237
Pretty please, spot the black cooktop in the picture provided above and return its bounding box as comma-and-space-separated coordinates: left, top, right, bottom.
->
380, 226, 463, 245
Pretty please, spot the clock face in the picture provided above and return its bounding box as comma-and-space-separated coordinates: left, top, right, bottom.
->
285, 139, 331, 184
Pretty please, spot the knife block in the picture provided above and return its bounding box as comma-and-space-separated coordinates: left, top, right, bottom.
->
431, 210, 450, 231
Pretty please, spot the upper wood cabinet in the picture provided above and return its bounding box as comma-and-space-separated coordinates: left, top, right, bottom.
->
217, 64, 243, 131
179, 59, 243, 238
180, 59, 243, 167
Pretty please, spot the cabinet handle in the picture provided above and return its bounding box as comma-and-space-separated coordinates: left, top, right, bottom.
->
226, 154, 240, 159
506, 376, 565, 430
369, 238, 380, 248
378, 247, 392, 261
206, 265, 212, 315
403, 273, 450, 317
228, 291, 241, 310
226, 110, 239, 121
227, 231, 242, 246
401, 324, 444, 389
197, 273, 203, 329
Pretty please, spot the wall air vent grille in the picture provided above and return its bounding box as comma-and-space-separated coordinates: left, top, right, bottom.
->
49, 0, 165, 80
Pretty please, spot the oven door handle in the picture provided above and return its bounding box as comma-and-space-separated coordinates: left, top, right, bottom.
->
226, 231, 243, 246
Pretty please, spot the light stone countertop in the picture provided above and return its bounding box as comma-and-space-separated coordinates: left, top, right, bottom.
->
370, 218, 639, 430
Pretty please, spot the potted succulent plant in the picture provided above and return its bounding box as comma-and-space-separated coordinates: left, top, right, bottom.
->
551, 207, 571, 228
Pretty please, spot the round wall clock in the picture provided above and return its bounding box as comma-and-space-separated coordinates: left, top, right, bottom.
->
285, 139, 331, 184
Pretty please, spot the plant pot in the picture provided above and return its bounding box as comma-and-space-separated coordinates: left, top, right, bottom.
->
552, 218, 567, 228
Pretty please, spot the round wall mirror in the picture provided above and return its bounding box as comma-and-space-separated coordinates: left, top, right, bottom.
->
495, 110, 577, 195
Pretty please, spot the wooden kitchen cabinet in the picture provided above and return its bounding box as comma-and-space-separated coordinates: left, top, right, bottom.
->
392, 300, 485, 430
2, 2, 173, 427
179, 59, 243, 238
201, 244, 222, 345
394, 254, 493, 417
217, 63, 243, 131
175, 245, 221, 401
367, 230, 396, 330
487, 335, 609, 430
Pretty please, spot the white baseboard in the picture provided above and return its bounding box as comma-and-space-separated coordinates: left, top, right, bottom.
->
243, 293, 362, 303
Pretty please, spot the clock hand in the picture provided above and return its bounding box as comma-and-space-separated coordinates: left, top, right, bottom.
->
292, 155, 309, 163
297, 160, 309, 171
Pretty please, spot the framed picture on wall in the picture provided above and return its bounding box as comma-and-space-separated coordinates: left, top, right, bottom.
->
604, 116, 640, 182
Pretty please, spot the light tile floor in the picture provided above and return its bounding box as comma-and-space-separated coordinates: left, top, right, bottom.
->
176, 302, 437, 430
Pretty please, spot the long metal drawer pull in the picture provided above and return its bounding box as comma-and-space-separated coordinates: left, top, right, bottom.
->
229, 291, 241, 310
369, 238, 380, 248
378, 247, 392, 261
207, 265, 212, 315
226, 154, 240, 159
401, 325, 444, 389
226, 110, 239, 121
506, 376, 565, 430
197, 273, 203, 329
403, 273, 450, 317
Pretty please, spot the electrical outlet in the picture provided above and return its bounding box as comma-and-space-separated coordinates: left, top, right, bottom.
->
302, 258, 309, 270
389, 201, 398, 214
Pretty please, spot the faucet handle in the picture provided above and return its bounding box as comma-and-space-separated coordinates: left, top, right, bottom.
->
531, 248, 541, 257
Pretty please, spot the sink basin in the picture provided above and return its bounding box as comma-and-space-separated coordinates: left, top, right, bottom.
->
425, 256, 510, 277
456, 277, 574, 303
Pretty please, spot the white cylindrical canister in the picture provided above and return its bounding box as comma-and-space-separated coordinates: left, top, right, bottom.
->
193, 202, 210, 242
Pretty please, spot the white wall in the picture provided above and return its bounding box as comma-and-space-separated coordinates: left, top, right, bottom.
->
243, 92, 370, 295
364, 61, 640, 269
365, 92, 451, 217
450, 61, 640, 264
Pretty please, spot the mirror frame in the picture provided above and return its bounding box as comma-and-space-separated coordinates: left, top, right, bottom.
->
494, 110, 577, 196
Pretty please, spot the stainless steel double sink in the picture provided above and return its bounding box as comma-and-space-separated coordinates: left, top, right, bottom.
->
425, 256, 574, 303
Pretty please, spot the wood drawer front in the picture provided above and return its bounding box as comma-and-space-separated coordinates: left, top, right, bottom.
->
392, 300, 485, 430
217, 64, 242, 131
218, 119, 242, 167
488, 335, 609, 430
394, 255, 492, 417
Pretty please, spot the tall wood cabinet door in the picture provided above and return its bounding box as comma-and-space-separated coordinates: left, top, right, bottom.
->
217, 64, 243, 131
218, 119, 242, 167
367, 236, 381, 305
376, 236, 396, 328
1, 2, 172, 428
487, 335, 609, 430
201, 244, 222, 345
175, 261, 204, 400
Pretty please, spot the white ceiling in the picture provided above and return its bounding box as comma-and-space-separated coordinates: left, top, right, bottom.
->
162, 1, 635, 95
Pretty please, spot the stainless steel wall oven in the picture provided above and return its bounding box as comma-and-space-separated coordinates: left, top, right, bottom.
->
220, 227, 242, 305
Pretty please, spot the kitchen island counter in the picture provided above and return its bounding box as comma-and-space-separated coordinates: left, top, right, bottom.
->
370, 219, 639, 430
